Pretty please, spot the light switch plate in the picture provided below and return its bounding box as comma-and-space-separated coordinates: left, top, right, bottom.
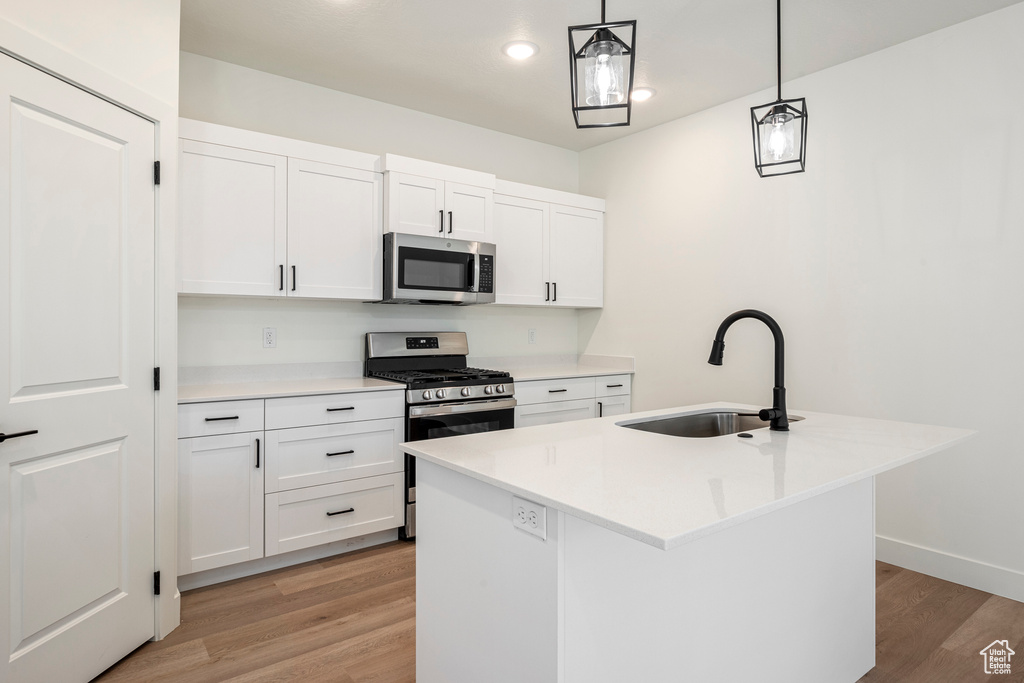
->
512, 496, 546, 540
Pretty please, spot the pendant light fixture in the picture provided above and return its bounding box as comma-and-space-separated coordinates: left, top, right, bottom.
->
750, 0, 808, 177
568, 0, 637, 128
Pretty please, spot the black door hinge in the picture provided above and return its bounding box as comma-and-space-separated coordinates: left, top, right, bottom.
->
154, 367, 161, 391
154, 571, 161, 596
154, 161, 161, 185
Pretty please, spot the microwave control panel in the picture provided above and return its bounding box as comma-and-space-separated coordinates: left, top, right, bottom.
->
478, 254, 494, 293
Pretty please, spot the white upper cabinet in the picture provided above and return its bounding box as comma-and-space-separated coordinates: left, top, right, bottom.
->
493, 180, 604, 308
384, 155, 495, 243
179, 140, 287, 296
178, 119, 382, 300
288, 158, 382, 300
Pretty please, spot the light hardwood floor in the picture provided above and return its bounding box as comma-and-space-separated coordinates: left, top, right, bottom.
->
95, 543, 1024, 682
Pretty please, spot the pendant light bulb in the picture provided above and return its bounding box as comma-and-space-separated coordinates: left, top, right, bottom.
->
763, 108, 796, 161
584, 33, 625, 106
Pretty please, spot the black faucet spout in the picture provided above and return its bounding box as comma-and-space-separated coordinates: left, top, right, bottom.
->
708, 309, 789, 431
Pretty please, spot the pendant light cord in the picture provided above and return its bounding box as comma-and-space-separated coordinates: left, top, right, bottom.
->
601, 0, 606, 23
776, 0, 782, 101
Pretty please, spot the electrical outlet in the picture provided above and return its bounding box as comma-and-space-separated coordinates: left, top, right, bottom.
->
263, 327, 277, 348
528, 328, 537, 345
512, 496, 546, 540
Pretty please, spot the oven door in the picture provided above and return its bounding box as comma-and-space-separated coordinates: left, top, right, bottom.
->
401, 397, 516, 540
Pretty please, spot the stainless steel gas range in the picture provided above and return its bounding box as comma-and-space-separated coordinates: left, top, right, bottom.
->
364, 331, 516, 539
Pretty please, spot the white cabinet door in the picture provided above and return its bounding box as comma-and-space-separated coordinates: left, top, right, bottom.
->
386, 172, 446, 237
0, 55, 156, 683
515, 399, 596, 428
178, 433, 264, 575
549, 205, 604, 308
179, 140, 287, 296
597, 395, 631, 418
494, 195, 549, 305
445, 181, 494, 242
288, 159, 382, 300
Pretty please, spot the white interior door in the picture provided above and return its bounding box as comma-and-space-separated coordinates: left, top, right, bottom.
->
288, 158, 382, 300
444, 181, 494, 243
178, 139, 287, 296
0, 56, 156, 682
549, 205, 604, 308
386, 172, 445, 237
494, 195, 550, 306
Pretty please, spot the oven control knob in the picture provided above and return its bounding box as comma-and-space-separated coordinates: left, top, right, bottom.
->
495, 384, 505, 394
436, 389, 447, 399
461, 387, 471, 397
422, 390, 433, 400
484, 386, 494, 395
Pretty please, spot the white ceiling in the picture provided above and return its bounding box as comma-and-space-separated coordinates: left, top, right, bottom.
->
180, 0, 1023, 151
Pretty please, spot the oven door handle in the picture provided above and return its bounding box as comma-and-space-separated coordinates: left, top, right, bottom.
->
409, 397, 517, 417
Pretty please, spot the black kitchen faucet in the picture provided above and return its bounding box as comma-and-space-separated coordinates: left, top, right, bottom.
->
707, 309, 789, 431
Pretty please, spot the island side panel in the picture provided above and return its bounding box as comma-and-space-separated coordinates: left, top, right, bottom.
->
416, 459, 560, 683
562, 477, 876, 683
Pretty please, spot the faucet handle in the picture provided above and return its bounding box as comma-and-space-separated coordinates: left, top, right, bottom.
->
758, 408, 782, 422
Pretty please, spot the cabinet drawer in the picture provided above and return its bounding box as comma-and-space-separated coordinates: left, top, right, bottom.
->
265, 390, 404, 430
515, 377, 596, 406
515, 398, 596, 428
265, 473, 404, 556
265, 417, 403, 493
595, 375, 631, 398
178, 400, 265, 438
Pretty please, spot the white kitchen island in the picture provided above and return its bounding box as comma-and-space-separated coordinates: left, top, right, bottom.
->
402, 402, 973, 683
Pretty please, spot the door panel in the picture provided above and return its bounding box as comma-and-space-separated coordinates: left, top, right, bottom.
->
445, 182, 493, 242
0, 54, 156, 683
549, 205, 604, 308
494, 196, 549, 306
288, 159, 382, 300
387, 172, 444, 237
179, 140, 287, 295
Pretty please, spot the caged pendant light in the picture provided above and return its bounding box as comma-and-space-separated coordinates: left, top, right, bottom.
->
751, 0, 808, 177
568, 0, 637, 128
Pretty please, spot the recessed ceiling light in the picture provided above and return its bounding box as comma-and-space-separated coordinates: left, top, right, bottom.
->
503, 41, 539, 60
631, 87, 656, 102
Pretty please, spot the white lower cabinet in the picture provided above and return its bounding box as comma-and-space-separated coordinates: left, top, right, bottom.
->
597, 394, 632, 418
515, 398, 596, 428
514, 374, 632, 428
178, 431, 264, 574
265, 473, 404, 556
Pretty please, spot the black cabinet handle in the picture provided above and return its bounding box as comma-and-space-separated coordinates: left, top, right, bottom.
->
255, 438, 260, 469
326, 449, 355, 457
0, 429, 38, 443
439, 209, 444, 233
291, 265, 296, 291
606, 384, 623, 388
548, 389, 568, 393
448, 210, 453, 234
545, 282, 550, 301
598, 401, 603, 418
205, 416, 239, 422
553, 282, 557, 302
327, 508, 355, 517
279, 265, 284, 291
326, 406, 355, 412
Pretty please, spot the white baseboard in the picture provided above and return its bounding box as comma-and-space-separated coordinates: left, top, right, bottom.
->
876, 535, 1024, 603
177, 529, 400, 591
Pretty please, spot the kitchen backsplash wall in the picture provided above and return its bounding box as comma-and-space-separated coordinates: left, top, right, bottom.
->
178, 296, 578, 370
179, 52, 579, 193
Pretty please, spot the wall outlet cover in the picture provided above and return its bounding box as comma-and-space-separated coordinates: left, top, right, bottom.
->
263, 327, 277, 348
528, 329, 537, 344
512, 495, 547, 540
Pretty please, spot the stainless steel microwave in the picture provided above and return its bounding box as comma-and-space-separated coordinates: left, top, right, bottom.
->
381, 232, 496, 305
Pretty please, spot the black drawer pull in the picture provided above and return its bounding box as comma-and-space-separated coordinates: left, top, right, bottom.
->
327, 508, 355, 517
548, 389, 568, 393
0, 429, 38, 443
205, 416, 239, 422
326, 406, 355, 412
255, 438, 260, 469
606, 384, 623, 388
326, 449, 355, 457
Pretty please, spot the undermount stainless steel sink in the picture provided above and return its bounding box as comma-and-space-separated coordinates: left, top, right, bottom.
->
618, 411, 804, 438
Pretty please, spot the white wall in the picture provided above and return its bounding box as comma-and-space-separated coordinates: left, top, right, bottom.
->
180, 52, 579, 192
2, 0, 180, 106
578, 4, 1024, 597
179, 297, 578, 368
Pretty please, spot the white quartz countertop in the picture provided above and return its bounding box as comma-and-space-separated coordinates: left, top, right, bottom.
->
178, 377, 403, 403
510, 364, 634, 381
402, 402, 974, 550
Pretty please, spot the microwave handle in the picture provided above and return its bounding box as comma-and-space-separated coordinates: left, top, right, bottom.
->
469, 255, 477, 290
